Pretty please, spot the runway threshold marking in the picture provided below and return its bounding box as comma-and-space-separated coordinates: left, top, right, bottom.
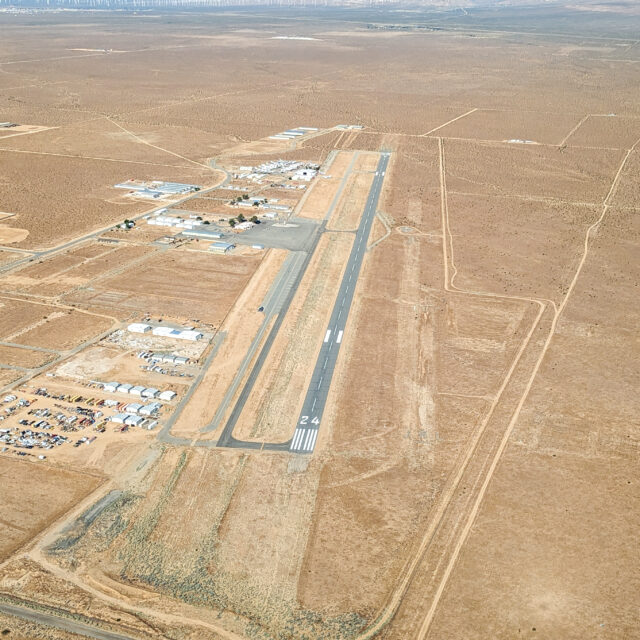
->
336, 330, 343, 344
324, 330, 331, 343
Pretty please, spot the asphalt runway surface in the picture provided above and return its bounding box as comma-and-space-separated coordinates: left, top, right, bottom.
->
289, 152, 390, 453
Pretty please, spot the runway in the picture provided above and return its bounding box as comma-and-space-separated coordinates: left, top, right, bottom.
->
289, 152, 390, 453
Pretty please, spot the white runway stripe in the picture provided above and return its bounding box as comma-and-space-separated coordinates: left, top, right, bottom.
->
307, 430, 318, 451
291, 428, 305, 450
303, 430, 313, 450
324, 330, 331, 343
336, 330, 343, 343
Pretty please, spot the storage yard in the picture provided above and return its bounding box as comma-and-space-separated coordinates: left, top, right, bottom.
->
0, 7, 638, 640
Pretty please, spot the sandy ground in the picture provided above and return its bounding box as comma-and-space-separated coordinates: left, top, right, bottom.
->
0, 226, 28, 244
0, 456, 102, 562
169, 248, 288, 439
435, 109, 583, 145
66, 249, 261, 326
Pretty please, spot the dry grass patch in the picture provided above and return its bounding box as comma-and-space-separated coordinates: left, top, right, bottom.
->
67, 249, 262, 325
0, 456, 102, 562
436, 109, 582, 145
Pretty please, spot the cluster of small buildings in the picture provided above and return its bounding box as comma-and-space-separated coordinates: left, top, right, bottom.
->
115, 181, 200, 200
109, 413, 157, 429
257, 159, 319, 175
128, 323, 203, 341
109, 398, 162, 428
147, 212, 205, 230
268, 126, 318, 141
100, 381, 177, 402
137, 351, 190, 366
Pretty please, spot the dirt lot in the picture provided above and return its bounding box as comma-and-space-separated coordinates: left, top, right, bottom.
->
171, 197, 234, 215
0, 456, 102, 562
66, 248, 262, 325
11, 309, 113, 351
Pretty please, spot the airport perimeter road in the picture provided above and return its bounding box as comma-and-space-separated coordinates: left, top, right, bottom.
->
0, 601, 135, 640
290, 153, 390, 454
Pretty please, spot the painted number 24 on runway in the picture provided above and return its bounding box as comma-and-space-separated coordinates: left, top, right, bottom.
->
300, 416, 320, 426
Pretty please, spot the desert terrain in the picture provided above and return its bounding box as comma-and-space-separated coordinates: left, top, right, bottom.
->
0, 4, 638, 640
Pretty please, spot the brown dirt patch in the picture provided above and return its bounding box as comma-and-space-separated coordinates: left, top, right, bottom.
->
12, 310, 113, 351
67, 249, 262, 325
0, 345, 54, 369
0, 226, 28, 244
435, 109, 582, 145
565, 114, 640, 149
446, 194, 602, 304
0, 456, 102, 562
444, 140, 624, 203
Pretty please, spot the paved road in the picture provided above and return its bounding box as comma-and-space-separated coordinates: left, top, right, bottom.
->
0, 601, 135, 640
290, 152, 390, 454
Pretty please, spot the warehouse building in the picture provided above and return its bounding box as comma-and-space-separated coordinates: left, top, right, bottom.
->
125, 415, 144, 427
140, 402, 162, 416
209, 242, 235, 255
182, 229, 224, 240
151, 326, 203, 341
128, 323, 151, 334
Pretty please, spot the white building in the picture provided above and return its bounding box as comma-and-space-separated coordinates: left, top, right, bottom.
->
178, 330, 203, 341
110, 413, 127, 424
141, 387, 159, 398
128, 323, 151, 334
117, 383, 133, 394
125, 403, 143, 414
129, 385, 146, 396
140, 402, 161, 416
158, 390, 177, 401
125, 415, 144, 427
103, 382, 119, 393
